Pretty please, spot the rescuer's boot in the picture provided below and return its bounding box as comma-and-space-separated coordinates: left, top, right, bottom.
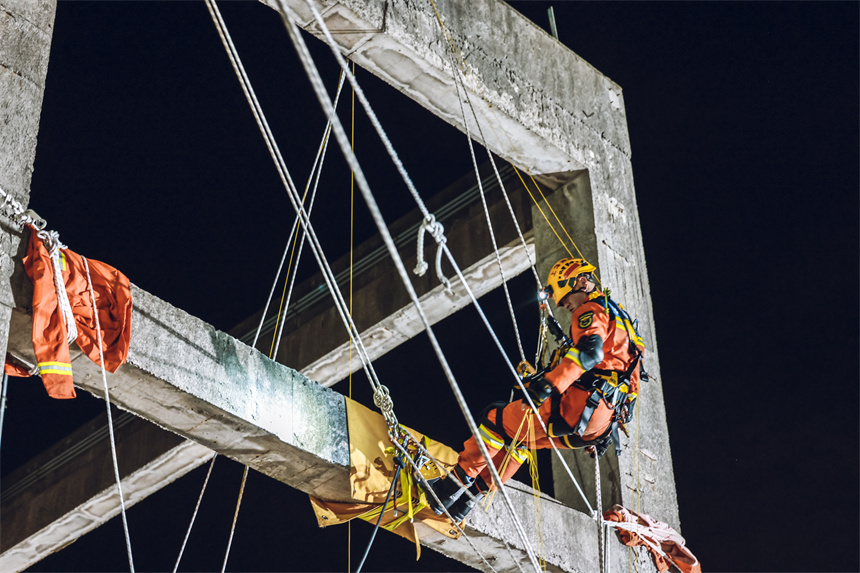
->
425, 465, 473, 515
446, 475, 489, 522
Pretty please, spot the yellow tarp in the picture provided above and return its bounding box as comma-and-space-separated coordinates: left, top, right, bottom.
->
309, 397, 463, 558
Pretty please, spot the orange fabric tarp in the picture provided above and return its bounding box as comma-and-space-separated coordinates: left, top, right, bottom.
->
604, 504, 701, 573
23, 226, 132, 399
309, 398, 463, 559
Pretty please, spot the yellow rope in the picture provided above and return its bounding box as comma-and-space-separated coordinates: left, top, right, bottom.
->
525, 415, 546, 570
267, 183, 314, 359
513, 167, 574, 260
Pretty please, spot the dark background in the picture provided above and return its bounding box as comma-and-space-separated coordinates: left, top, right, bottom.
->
2, 1, 858, 572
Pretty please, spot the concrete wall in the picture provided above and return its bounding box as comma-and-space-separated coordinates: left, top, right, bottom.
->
0, 0, 56, 388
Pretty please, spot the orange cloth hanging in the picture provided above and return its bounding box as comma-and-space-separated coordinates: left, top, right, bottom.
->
22, 226, 132, 399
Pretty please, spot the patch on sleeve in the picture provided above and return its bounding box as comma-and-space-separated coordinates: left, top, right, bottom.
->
578, 311, 594, 329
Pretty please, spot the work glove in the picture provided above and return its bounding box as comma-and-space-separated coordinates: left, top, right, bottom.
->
586, 436, 611, 459
524, 374, 553, 409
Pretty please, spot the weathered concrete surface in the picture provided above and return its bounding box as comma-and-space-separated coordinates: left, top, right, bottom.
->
418, 481, 600, 573
3, 0, 676, 570
269, 0, 626, 179
5, 282, 351, 496
269, 0, 679, 529
0, 0, 56, 391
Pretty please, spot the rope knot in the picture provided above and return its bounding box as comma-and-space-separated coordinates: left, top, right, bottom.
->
413, 214, 453, 293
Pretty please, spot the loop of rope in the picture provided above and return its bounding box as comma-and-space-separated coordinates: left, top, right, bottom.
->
37, 228, 78, 344
413, 215, 453, 293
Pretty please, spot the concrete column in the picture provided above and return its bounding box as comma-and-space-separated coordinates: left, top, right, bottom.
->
533, 155, 679, 552
0, 0, 57, 374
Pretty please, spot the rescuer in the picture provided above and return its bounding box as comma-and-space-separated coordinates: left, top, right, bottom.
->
426, 258, 645, 522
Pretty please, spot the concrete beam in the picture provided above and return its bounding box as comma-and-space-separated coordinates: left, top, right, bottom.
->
3, 0, 678, 570
239, 164, 538, 384
1, 166, 540, 571
2, 289, 608, 573
269, 0, 628, 179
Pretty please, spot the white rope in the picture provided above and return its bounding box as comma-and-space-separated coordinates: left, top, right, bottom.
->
595, 453, 606, 573
280, 3, 543, 569
220, 465, 249, 573
428, 0, 597, 515
206, 2, 536, 568
173, 455, 217, 573
413, 215, 452, 292
263, 72, 347, 357
83, 256, 135, 572
35, 228, 77, 344
447, 54, 526, 364
204, 0, 391, 435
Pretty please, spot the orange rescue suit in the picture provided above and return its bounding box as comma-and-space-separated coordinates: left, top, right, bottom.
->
459, 292, 643, 486
22, 226, 132, 399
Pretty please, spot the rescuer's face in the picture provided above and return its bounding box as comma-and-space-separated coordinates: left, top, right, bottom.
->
559, 276, 595, 312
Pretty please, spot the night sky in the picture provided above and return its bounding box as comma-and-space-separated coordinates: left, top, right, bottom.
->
2, 2, 858, 572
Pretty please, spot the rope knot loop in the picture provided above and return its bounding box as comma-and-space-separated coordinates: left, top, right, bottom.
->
413, 214, 453, 293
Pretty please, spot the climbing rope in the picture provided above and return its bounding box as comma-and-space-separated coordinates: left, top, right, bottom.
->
207, 0, 387, 404
278, 2, 543, 569
413, 214, 452, 293
83, 255, 136, 573
220, 465, 249, 573
38, 228, 78, 345
268, 74, 347, 361
173, 455, 217, 573
447, 74, 528, 361
250, 71, 346, 352
595, 452, 606, 573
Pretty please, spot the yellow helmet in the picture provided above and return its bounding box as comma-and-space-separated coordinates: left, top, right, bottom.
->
544, 258, 597, 304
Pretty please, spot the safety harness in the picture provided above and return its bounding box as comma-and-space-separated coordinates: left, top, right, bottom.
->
542, 294, 646, 456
